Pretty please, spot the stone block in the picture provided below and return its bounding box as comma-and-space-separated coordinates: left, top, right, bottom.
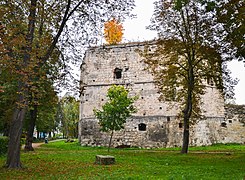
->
95, 155, 115, 165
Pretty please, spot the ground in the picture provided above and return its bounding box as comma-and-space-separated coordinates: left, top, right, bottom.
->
1, 141, 244, 179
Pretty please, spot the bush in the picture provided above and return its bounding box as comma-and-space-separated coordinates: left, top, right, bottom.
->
0, 136, 9, 156
20, 138, 26, 145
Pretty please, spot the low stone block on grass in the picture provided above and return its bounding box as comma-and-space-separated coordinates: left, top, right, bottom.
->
95, 155, 115, 165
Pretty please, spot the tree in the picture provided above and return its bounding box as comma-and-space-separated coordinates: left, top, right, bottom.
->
144, 0, 235, 153
0, 79, 17, 136
35, 94, 59, 138
60, 96, 79, 138
216, 0, 244, 62
175, 0, 244, 62
94, 85, 137, 152
0, 1, 61, 151
104, 18, 124, 45
24, 79, 59, 151
5, 0, 37, 168
0, 0, 135, 168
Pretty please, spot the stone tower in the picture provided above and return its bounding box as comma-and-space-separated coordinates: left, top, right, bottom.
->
79, 41, 244, 148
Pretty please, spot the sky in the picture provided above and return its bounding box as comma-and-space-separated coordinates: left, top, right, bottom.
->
122, 0, 245, 105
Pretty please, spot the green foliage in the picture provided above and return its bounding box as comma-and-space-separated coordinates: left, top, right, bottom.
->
0, 0, 135, 168
146, 0, 238, 153
94, 85, 137, 132
0, 136, 9, 156
0, 142, 244, 179
31, 84, 59, 134
94, 85, 137, 152
148, 1, 238, 113
59, 96, 79, 138
0, 76, 18, 135
20, 138, 25, 146
174, 0, 244, 61
216, 0, 244, 61
145, 1, 225, 122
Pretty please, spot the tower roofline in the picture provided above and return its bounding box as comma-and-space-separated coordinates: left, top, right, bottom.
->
87, 39, 158, 52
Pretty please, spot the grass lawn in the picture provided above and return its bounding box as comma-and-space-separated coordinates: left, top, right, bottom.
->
0, 141, 244, 180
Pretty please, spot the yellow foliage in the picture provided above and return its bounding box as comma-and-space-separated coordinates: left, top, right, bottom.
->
104, 18, 123, 45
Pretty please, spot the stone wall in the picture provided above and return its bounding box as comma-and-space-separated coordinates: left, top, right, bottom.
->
79, 41, 244, 148
222, 104, 245, 143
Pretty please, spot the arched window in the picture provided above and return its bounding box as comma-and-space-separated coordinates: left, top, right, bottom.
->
138, 123, 146, 131
114, 68, 122, 79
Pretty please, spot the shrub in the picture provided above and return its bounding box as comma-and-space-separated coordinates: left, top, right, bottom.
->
0, 136, 9, 156
20, 138, 25, 145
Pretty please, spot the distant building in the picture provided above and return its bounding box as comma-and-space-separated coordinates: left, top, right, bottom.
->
79, 41, 245, 148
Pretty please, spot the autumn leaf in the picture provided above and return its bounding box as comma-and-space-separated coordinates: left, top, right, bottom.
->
104, 18, 124, 45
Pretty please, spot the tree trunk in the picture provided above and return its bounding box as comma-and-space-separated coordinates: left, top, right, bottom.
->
24, 105, 38, 151
181, 116, 190, 154
6, 91, 27, 168
181, 65, 194, 154
108, 130, 114, 152
66, 125, 69, 138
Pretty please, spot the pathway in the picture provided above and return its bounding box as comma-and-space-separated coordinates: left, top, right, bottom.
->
22, 139, 66, 150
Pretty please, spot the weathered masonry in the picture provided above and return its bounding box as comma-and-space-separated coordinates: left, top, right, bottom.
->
79, 41, 245, 148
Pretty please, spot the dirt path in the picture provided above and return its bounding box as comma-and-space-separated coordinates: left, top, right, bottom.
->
22, 139, 66, 150
32, 142, 44, 148
21, 142, 44, 150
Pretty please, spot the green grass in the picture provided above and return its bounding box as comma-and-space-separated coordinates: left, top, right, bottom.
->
0, 141, 244, 180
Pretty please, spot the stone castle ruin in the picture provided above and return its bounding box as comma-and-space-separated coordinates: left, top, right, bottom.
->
79, 41, 245, 148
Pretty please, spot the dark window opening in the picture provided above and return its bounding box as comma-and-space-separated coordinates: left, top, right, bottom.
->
207, 77, 214, 86
85, 94, 89, 101
101, 99, 104, 101
159, 107, 162, 110
161, 126, 164, 128
143, 112, 146, 116
179, 123, 183, 128
93, 80, 95, 82
138, 123, 146, 131
221, 122, 227, 127
229, 120, 232, 123
114, 68, 122, 79
141, 97, 144, 99
125, 67, 129, 71
167, 117, 170, 122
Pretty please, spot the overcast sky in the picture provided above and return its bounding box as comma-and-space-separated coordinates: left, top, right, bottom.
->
123, 0, 245, 105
